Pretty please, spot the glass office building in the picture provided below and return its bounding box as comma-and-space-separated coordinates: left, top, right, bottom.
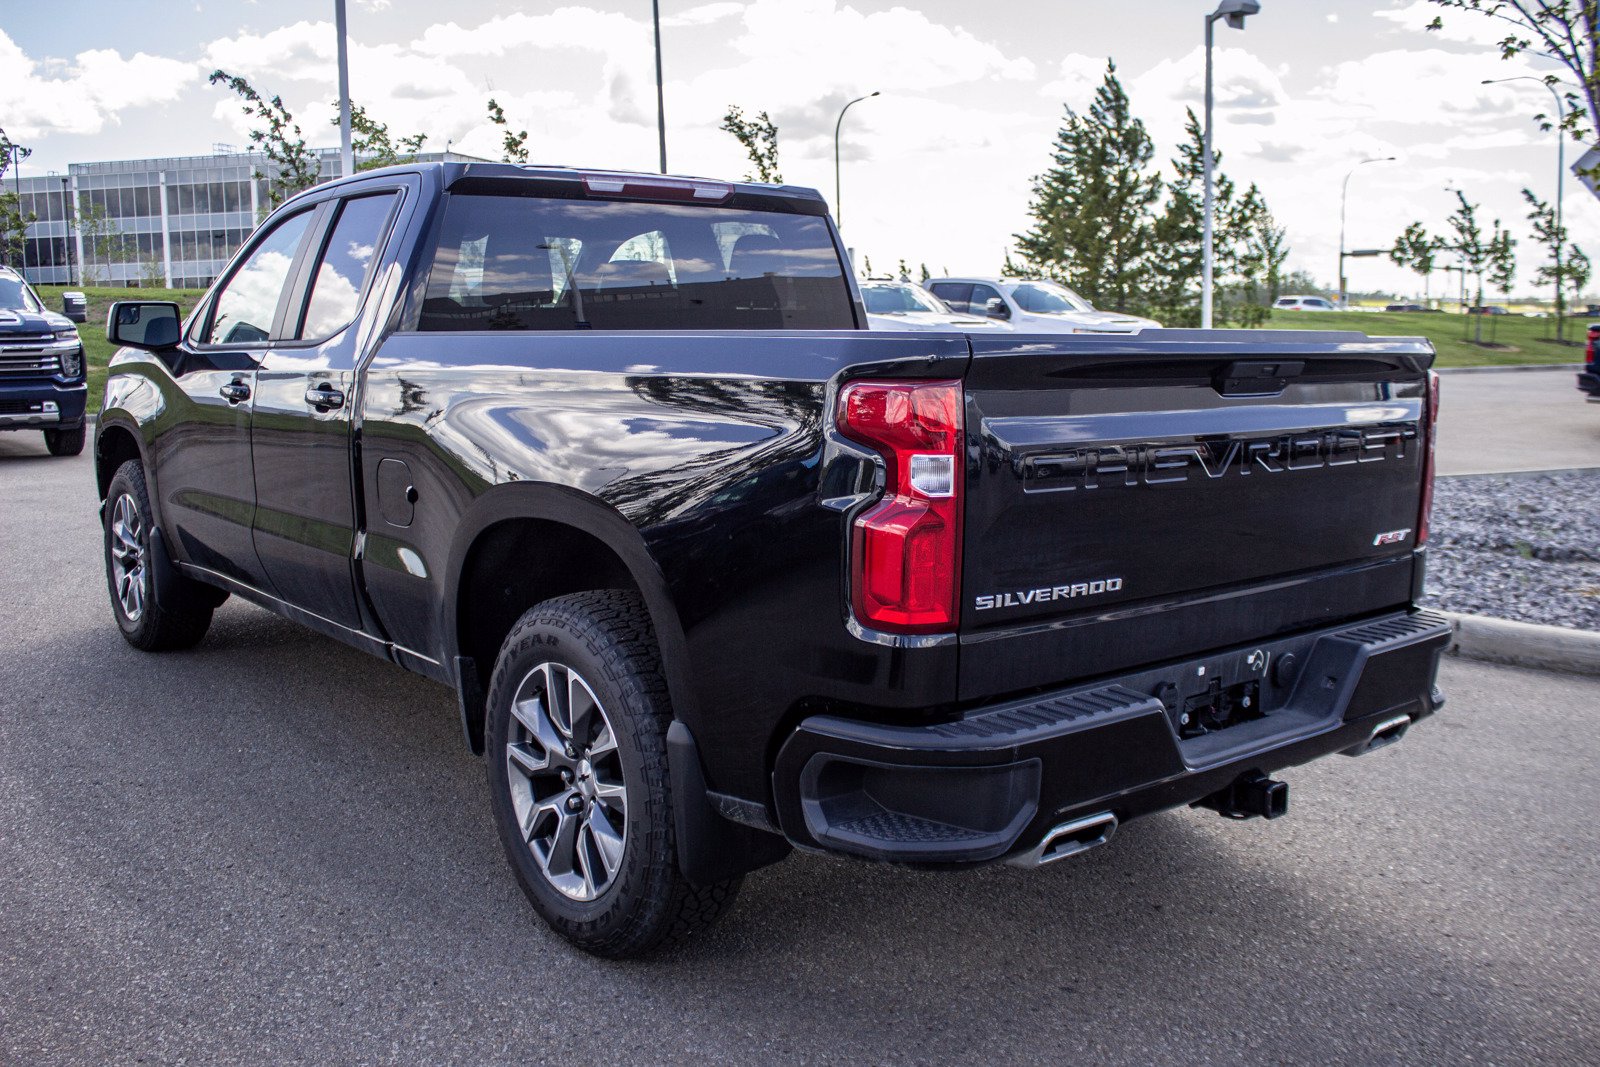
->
13, 148, 479, 289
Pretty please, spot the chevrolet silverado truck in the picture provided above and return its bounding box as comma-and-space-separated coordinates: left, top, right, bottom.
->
94, 162, 1450, 958
0, 264, 88, 455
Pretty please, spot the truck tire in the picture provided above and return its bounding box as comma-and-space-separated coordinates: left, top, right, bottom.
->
484, 590, 741, 957
103, 459, 216, 651
44, 426, 86, 456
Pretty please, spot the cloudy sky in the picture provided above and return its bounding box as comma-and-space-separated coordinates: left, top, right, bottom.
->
3, 0, 1593, 297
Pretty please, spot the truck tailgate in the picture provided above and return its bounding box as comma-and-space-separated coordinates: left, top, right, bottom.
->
959, 331, 1434, 701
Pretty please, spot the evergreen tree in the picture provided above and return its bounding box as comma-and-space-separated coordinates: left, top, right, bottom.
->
1148, 109, 1236, 325
1014, 61, 1160, 312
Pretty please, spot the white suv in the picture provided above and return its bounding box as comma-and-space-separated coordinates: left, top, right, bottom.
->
926, 277, 1161, 334
1273, 295, 1339, 312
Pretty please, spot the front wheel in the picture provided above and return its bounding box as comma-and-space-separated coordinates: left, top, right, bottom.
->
44, 426, 85, 456
484, 590, 740, 957
103, 460, 217, 651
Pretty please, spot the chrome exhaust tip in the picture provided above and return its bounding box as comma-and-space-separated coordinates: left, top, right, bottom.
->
1342, 713, 1412, 757
1006, 812, 1118, 868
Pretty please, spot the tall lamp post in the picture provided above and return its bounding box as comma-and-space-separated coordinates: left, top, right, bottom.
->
60, 177, 76, 288
833, 91, 879, 231
335, 0, 353, 178
1484, 76, 1567, 338
1338, 156, 1395, 305
1202, 0, 1260, 329
653, 1, 668, 173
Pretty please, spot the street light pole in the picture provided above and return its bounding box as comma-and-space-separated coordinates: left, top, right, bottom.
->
653, 0, 668, 173
1201, 0, 1260, 329
1484, 76, 1567, 339
1338, 156, 1395, 306
833, 91, 879, 231
335, 0, 353, 178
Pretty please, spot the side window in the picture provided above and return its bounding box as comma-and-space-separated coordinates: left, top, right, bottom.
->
297, 193, 399, 340
203, 210, 314, 345
968, 284, 1003, 313
928, 282, 970, 312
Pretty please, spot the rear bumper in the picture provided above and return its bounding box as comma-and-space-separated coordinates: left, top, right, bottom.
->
1578, 370, 1600, 399
773, 609, 1451, 865
0, 381, 88, 430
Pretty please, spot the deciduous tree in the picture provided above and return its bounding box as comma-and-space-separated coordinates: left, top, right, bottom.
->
720, 106, 782, 183
1390, 221, 1440, 303
209, 70, 321, 207
487, 98, 529, 163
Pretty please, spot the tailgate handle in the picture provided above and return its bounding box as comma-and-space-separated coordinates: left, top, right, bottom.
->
1215, 359, 1305, 397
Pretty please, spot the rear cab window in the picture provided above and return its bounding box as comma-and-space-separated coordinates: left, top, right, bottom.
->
417, 195, 855, 331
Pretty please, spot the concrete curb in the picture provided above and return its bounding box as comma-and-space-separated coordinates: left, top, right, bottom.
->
1439, 466, 1600, 479
1436, 362, 1583, 374
1443, 611, 1600, 676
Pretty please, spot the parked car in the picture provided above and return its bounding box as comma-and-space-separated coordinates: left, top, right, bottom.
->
1467, 305, 1512, 316
1579, 323, 1600, 402
1273, 295, 1339, 312
1384, 303, 1439, 313
94, 162, 1450, 958
861, 279, 1010, 333
0, 264, 88, 455
927, 276, 1161, 333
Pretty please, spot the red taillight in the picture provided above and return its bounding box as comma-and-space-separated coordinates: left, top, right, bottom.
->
1586, 325, 1598, 368
1418, 370, 1440, 545
837, 379, 963, 634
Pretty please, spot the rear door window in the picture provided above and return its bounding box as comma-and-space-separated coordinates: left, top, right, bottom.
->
296, 193, 399, 340
968, 283, 1003, 314
417, 195, 854, 331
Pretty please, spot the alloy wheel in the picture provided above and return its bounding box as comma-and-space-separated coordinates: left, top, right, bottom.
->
504, 662, 628, 901
109, 493, 147, 623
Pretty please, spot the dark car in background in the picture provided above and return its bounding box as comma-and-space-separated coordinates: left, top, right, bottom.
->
1580, 323, 1599, 402
0, 265, 88, 455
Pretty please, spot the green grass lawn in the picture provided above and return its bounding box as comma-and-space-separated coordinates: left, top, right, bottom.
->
1260, 309, 1588, 368
35, 285, 206, 415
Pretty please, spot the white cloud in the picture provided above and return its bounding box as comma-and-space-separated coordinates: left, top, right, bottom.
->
1373, 0, 1513, 47
0, 30, 194, 140
664, 2, 745, 28
1040, 54, 1110, 111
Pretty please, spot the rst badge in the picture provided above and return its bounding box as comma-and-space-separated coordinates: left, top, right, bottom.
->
1372, 528, 1412, 546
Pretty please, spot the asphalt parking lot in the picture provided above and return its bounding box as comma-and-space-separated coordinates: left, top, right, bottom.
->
3, 439, 1598, 1065
1436, 367, 1599, 475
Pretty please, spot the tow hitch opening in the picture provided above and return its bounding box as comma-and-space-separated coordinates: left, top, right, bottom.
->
1197, 772, 1288, 820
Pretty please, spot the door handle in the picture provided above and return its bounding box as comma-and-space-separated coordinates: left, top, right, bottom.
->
220, 381, 251, 404
305, 383, 346, 411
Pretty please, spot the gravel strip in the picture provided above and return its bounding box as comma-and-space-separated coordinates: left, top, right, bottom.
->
1422, 470, 1600, 632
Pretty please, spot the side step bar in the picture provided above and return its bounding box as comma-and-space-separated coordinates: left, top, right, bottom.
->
1006, 812, 1118, 868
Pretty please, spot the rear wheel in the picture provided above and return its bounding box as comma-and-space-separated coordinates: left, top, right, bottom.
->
484, 590, 741, 957
44, 426, 85, 456
103, 460, 217, 651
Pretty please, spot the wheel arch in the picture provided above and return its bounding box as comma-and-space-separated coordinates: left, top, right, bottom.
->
94, 417, 147, 502
444, 483, 696, 754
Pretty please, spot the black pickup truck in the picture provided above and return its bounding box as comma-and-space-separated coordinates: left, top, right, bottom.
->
95, 162, 1449, 957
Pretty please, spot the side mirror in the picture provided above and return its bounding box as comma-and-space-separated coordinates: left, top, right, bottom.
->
985, 298, 1011, 319
107, 301, 181, 350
